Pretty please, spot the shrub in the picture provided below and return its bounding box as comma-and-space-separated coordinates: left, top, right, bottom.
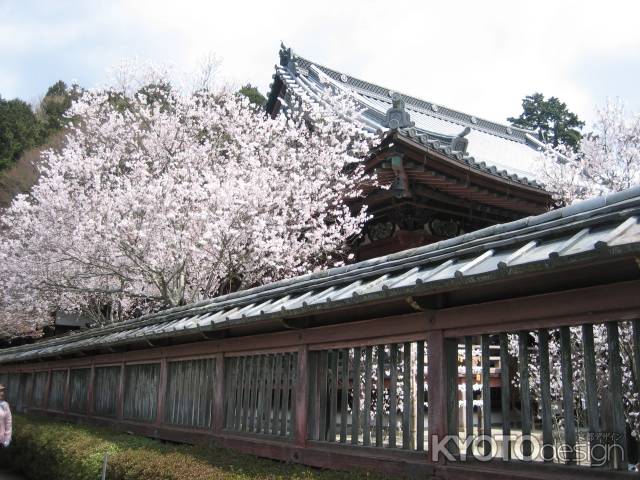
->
0, 415, 385, 480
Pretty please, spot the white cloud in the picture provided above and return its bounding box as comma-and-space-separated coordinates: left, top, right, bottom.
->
3, 0, 640, 124
0, 70, 18, 98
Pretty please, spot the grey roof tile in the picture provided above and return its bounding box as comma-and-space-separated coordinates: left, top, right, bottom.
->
272, 52, 548, 186
2, 187, 640, 364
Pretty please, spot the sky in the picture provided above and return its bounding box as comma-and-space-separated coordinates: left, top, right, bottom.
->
1, 0, 639, 127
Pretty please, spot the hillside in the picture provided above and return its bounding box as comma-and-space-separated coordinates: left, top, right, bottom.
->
0, 131, 65, 209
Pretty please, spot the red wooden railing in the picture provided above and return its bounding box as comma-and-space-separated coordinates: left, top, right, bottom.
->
1, 280, 639, 479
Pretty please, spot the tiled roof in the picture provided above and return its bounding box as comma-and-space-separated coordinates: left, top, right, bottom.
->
267, 47, 548, 187
1, 186, 639, 365
391, 127, 543, 189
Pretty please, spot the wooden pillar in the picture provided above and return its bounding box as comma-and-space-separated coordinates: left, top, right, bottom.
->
499, 333, 512, 460
427, 329, 447, 462
519, 331, 532, 460
559, 326, 575, 464
116, 362, 125, 421
155, 358, 168, 427
308, 352, 318, 440
445, 338, 459, 456
44, 369, 52, 410
416, 341, 425, 452
213, 353, 225, 433
538, 329, 554, 462
295, 345, 310, 447
464, 335, 474, 455
87, 364, 96, 416
63, 368, 71, 414
607, 321, 627, 469
581, 324, 601, 463
26, 372, 34, 408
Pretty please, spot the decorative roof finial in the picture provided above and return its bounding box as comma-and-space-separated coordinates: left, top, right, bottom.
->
450, 126, 471, 153
279, 42, 293, 67
384, 93, 414, 130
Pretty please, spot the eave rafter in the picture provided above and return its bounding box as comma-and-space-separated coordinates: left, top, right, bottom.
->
374, 163, 545, 216
368, 135, 550, 217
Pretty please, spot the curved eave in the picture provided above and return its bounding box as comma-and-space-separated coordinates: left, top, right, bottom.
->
400, 135, 547, 194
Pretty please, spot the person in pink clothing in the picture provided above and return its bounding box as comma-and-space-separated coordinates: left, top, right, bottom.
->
0, 384, 11, 448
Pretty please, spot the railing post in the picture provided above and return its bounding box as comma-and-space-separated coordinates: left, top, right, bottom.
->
26, 371, 34, 409
63, 368, 71, 414
87, 363, 96, 416
295, 344, 310, 448
213, 353, 225, 434
116, 362, 125, 421
44, 369, 52, 410
155, 358, 168, 427
427, 329, 457, 463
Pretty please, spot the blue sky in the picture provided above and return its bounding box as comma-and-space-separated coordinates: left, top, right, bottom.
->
1, 0, 639, 127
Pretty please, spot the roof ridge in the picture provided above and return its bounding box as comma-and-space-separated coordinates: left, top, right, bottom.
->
291, 51, 537, 140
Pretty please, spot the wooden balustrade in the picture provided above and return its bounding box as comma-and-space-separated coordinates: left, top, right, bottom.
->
93, 366, 120, 417
1, 289, 639, 479
48, 370, 66, 411
223, 352, 296, 438
165, 358, 216, 428
307, 342, 428, 450
444, 322, 634, 472
123, 363, 160, 423
69, 368, 90, 414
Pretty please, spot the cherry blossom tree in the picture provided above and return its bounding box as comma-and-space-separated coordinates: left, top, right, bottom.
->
533, 99, 640, 442
539, 98, 640, 205
508, 323, 640, 445
0, 63, 373, 336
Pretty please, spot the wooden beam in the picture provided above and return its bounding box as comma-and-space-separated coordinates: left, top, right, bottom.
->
582, 324, 600, 459
607, 322, 627, 469
352, 347, 362, 445
363, 347, 372, 446
441, 280, 640, 337
213, 353, 225, 434
389, 343, 398, 448
10, 279, 640, 375
155, 358, 168, 427
518, 332, 532, 460
375, 345, 385, 448
43, 369, 52, 411
559, 326, 576, 464
416, 341, 425, 452
63, 368, 70, 414
498, 333, 511, 461
481, 335, 492, 458
538, 329, 554, 462
295, 345, 309, 447
427, 329, 446, 463
116, 363, 125, 421
402, 343, 411, 450
87, 364, 95, 416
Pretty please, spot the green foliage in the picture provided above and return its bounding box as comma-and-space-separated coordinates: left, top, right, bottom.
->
0, 415, 387, 480
508, 92, 585, 151
0, 80, 76, 172
0, 97, 40, 171
237, 84, 266, 108
40, 80, 74, 132
0, 80, 263, 173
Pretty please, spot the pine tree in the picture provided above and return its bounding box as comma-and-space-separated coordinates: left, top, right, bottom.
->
508, 93, 584, 151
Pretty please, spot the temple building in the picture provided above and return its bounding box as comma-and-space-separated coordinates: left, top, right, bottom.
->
267, 45, 552, 259
1, 46, 639, 479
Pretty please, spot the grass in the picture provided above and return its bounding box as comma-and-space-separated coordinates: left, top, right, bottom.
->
0, 415, 389, 480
